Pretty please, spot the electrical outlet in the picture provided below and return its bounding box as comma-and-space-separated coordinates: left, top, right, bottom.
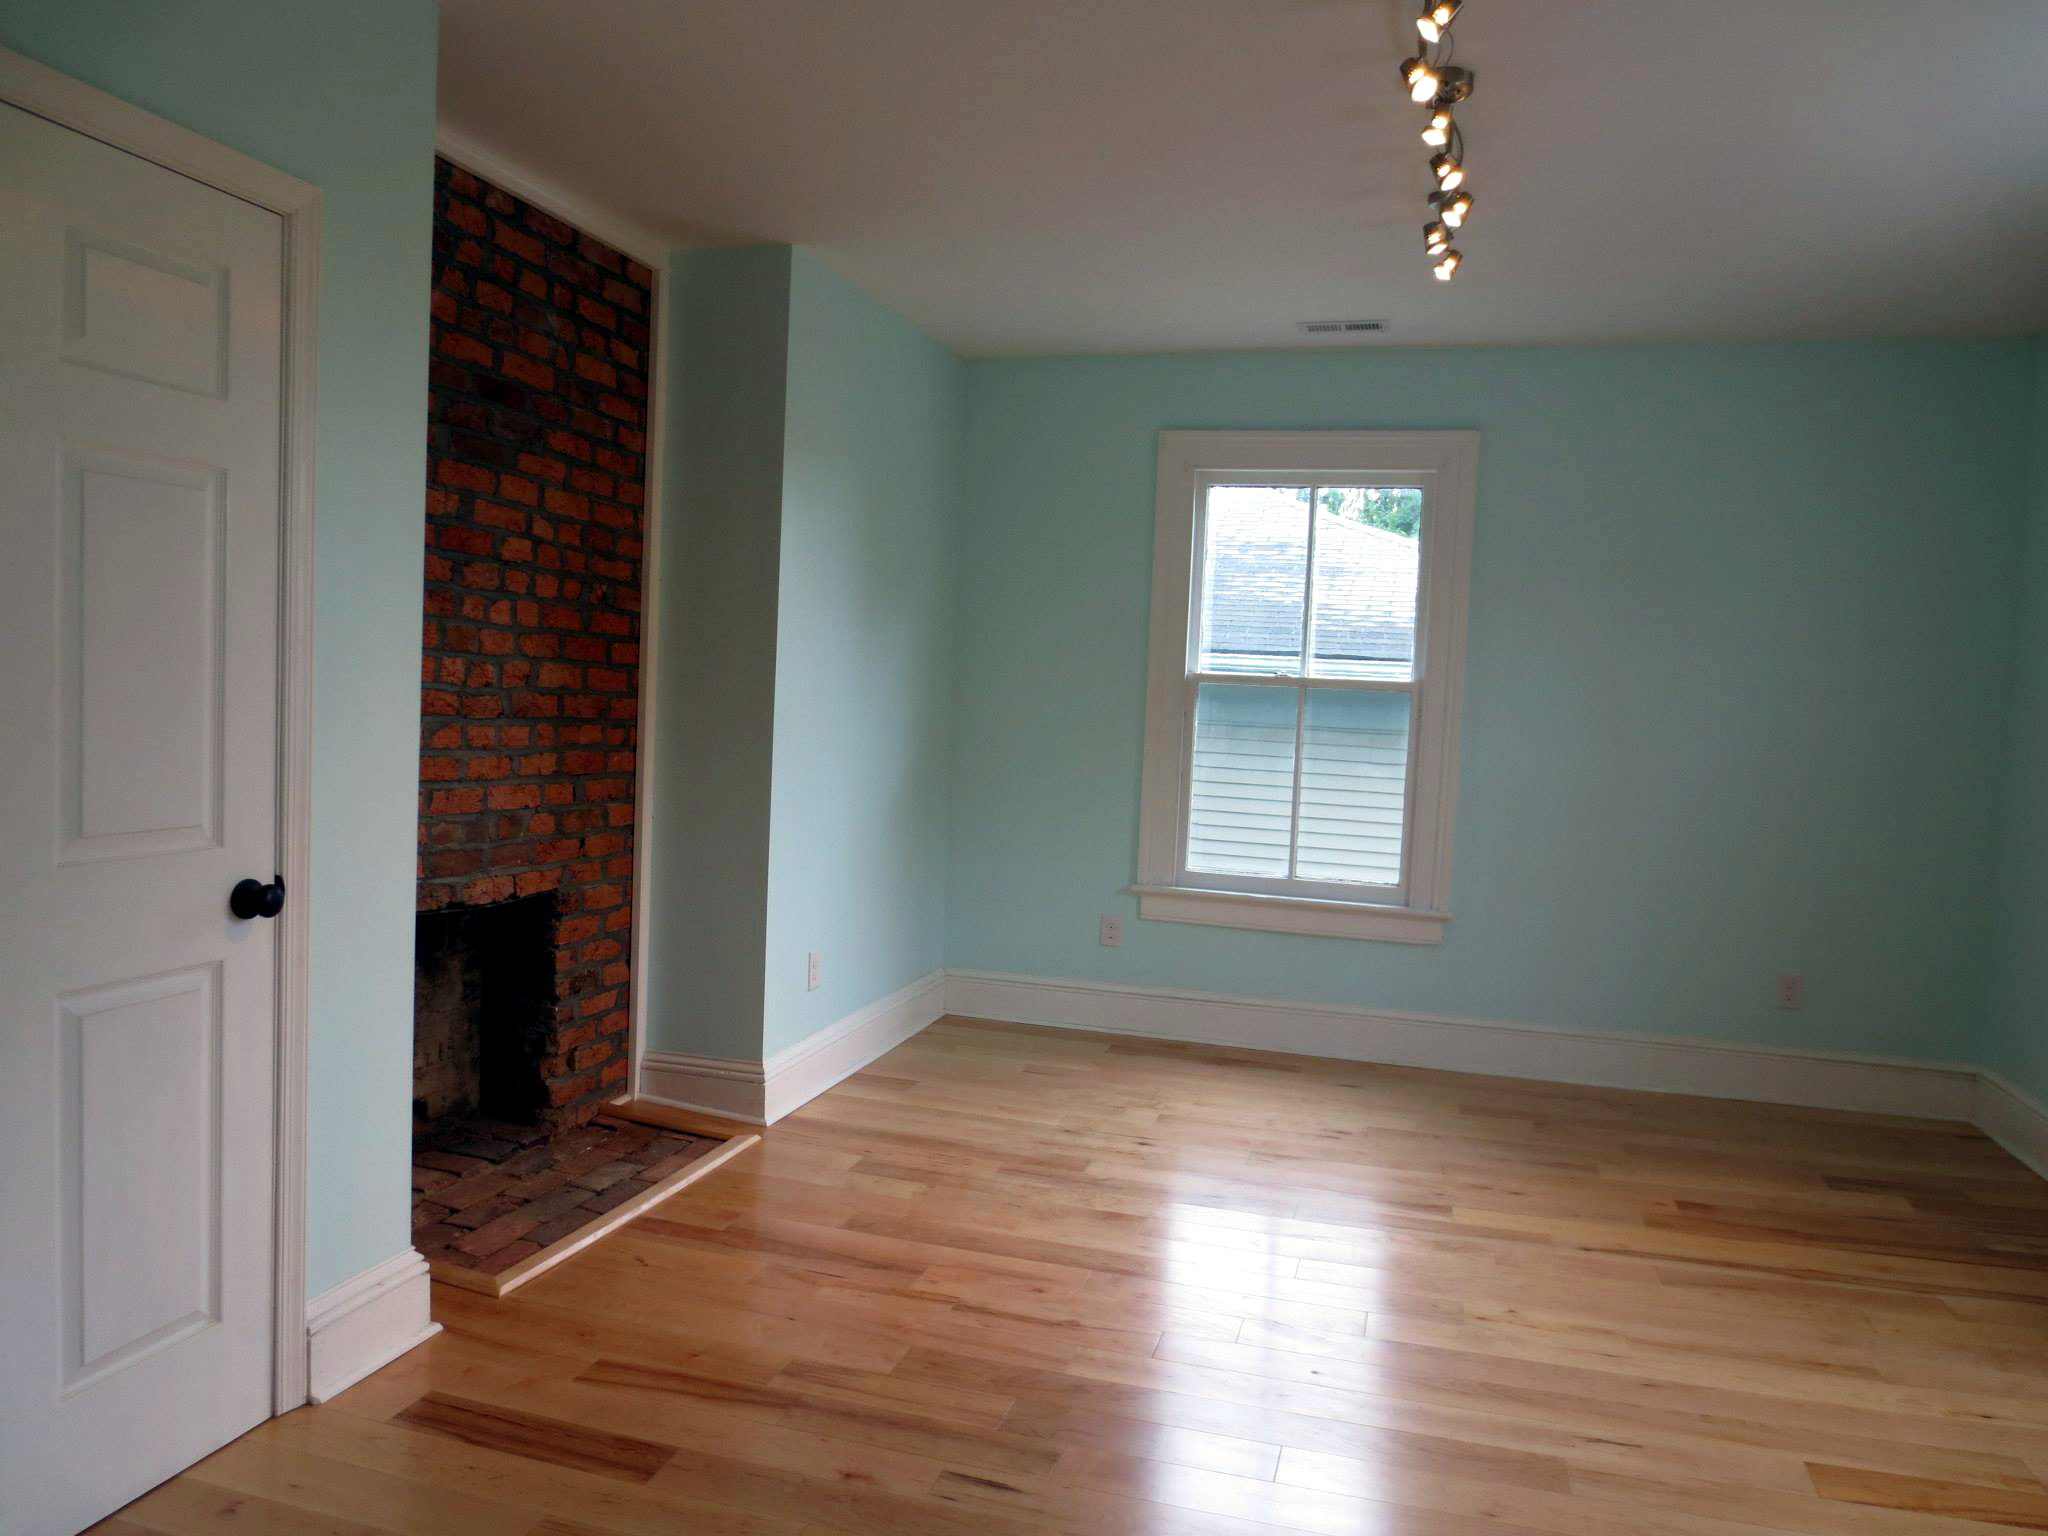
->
807, 950, 822, 991
1099, 913, 1123, 948
1775, 972, 1803, 1011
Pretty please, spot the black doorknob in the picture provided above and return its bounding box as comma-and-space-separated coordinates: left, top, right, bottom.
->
229, 876, 286, 920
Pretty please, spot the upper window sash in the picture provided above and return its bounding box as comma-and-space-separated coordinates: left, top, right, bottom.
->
1187, 471, 1429, 684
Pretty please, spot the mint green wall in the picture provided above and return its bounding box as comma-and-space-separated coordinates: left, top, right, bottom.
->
646, 248, 794, 1062
1991, 339, 2048, 1100
647, 249, 961, 1062
762, 253, 961, 1056
0, 1, 441, 1293
948, 342, 2033, 1059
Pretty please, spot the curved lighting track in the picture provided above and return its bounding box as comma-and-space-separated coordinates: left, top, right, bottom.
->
1397, 3, 1477, 282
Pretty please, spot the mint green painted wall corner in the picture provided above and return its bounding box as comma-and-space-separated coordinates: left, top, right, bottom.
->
947, 341, 2033, 1061
0, 0, 442, 1294
1990, 337, 2048, 1101
646, 247, 795, 1063
645, 248, 961, 1062
761, 252, 962, 1058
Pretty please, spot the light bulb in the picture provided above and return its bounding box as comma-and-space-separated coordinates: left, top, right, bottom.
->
1421, 109, 1452, 147
1431, 188, 1474, 228
1401, 54, 1441, 103
1415, 1, 1462, 43
1432, 249, 1463, 282
1424, 220, 1451, 255
1430, 151, 1465, 190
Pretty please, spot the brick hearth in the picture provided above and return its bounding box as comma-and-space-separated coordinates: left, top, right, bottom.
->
418, 156, 653, 1129
412, 1114, 720, 1280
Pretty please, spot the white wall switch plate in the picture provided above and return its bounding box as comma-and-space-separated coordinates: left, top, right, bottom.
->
807, 951, 822, 991
1775, 972, 1803, 1010
1099, 913, 1123, 948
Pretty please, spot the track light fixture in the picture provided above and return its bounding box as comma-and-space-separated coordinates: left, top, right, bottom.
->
1430, 66, 1474, 105
1430, 187, 1473, 228
1394, 3, 1479, 283
1400, 53, 1441, 103
1415, 0, 1462, 43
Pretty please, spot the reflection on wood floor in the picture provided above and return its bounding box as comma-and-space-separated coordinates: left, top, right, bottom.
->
96, 1015, 2048, 1535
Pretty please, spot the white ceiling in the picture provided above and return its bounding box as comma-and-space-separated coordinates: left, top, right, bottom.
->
437, 0, 2048, 356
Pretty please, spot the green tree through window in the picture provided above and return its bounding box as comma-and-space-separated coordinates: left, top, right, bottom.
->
1319, 486, 1421, 539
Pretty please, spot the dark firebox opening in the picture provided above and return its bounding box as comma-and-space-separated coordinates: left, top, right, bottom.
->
412, 893, 559, 1141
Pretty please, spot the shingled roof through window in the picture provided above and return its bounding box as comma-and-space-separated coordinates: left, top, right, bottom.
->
1201, 488, 1418, 674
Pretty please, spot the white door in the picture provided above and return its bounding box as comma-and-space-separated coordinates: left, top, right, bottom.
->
0, 101, 285, 1536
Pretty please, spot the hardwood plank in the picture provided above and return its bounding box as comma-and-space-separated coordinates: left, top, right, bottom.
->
185, 1439, 548, 1536
254, 1407, 804, 1535
116, 1477, 399, 1536
1807, 1462, 2048, 1528
392, 1392, 675, 1483
643, 1443, 1044, 1536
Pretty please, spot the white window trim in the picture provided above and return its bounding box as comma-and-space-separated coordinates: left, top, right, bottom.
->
1136, 429, 1477, 944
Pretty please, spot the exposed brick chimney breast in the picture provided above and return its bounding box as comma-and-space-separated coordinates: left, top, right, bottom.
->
419, 157, 653, 1130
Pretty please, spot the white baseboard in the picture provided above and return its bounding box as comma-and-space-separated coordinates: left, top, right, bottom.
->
640, 969, 945, 1125
635, 964, 2048, 1180
633, 1048, 768, 1124
1976, 1071, 2048, 1180
943, 969, 1982, 1122
305, 1248, 441, 1404
763, 970, 946, 1121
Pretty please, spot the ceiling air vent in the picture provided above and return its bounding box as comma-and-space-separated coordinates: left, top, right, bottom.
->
1296, 318, 1390, 338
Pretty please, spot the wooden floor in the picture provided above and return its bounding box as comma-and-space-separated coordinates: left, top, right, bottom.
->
97, 1016, 2048, 1536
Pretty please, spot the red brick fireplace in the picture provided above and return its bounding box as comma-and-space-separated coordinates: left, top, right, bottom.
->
415, 157, 652, 1134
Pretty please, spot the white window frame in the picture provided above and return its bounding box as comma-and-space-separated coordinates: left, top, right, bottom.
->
1136, 430, 1476, 943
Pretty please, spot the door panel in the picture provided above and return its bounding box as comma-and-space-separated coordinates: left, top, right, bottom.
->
64, 965, 221, 1384
0, 98, 285, 1536
62, 229, 230, 396
59, 450, 225, 861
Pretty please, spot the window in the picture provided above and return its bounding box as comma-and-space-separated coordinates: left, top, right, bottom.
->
1136, 431, 1476, 942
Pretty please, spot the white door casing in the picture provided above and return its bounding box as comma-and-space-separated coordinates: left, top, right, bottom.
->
0, 93, 299, 1535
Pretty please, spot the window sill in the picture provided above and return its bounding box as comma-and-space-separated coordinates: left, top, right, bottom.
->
1133, 885, 1450, 944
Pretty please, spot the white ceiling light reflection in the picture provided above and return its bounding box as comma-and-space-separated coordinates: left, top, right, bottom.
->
1139, 1200, 1409, 1527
